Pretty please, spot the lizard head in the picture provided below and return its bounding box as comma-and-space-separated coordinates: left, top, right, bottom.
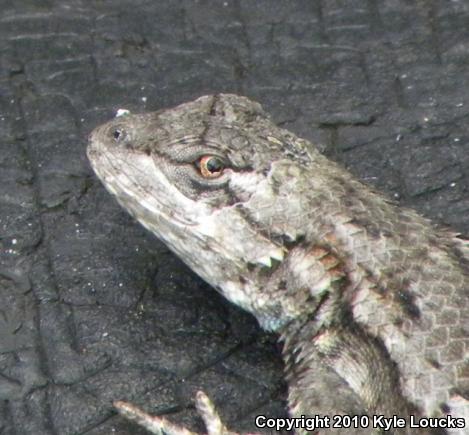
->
88, 94, 324, 330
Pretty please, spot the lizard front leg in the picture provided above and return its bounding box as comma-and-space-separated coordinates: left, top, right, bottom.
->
286, 360, 380, 435
282, 320, 441, 435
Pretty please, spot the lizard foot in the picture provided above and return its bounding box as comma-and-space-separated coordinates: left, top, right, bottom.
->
114, 391, 255, 435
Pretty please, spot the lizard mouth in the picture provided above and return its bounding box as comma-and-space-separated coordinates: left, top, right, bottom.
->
87, 137, 199, 229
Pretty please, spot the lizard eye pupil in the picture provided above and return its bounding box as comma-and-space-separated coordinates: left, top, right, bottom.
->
198, 156, 225, 178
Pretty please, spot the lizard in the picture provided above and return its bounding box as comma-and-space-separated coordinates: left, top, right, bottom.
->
87, 94, 469, 434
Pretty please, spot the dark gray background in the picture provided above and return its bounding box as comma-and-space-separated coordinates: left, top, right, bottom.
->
1, 1, 469, 434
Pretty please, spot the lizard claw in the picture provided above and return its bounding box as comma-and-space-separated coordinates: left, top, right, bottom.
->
114, 391, 251, 435
193, 391, 234, 435
114, 399, 198, 435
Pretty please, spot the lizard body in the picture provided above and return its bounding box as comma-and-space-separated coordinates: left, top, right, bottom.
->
87, 94, 469, 434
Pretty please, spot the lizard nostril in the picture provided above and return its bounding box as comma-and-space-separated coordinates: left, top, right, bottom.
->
113, 129, 123, 140
110, 127, 128, 143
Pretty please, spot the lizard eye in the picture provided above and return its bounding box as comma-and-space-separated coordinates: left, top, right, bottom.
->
196, 156, 225, 179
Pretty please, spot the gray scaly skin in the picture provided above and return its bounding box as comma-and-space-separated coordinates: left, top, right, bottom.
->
87, 94, 469, 434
